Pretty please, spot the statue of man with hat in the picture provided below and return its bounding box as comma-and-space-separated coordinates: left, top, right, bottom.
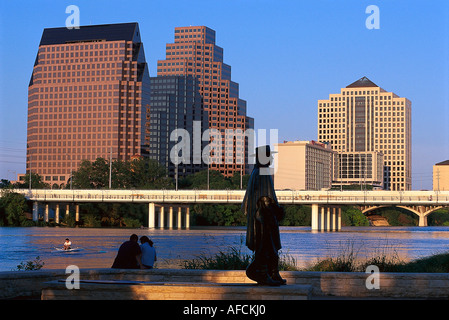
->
241, 145, 286, 286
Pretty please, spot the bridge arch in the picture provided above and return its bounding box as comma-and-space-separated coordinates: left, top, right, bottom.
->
396, 206, 444, 217
360, 205, 446, 227
360, 205, 389, 215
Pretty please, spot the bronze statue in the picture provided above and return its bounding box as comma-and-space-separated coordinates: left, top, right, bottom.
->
241, 145, 286, 286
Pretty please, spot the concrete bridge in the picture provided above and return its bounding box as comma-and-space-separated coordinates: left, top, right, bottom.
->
10, 189, 449, 231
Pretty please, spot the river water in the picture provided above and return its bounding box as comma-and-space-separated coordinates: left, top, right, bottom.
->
1, 226, 449, 272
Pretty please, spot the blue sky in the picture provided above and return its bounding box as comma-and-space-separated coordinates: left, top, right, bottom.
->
0, 0, 448, 189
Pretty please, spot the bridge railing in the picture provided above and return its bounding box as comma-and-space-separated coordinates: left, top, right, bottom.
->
7, 189, 449, 205
276, 190, 449, 205
10, 189, 248, 203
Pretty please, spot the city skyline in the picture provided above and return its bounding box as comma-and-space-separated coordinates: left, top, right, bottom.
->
1, 1, 448, 189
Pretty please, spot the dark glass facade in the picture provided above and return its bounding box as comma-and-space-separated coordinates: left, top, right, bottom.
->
148, 76, 208, 178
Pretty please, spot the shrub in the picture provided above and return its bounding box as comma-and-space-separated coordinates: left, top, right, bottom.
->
83, 213, 101, 227
21, 220, 36, 227
123, 217, 142, 228
16, 256, 45, 271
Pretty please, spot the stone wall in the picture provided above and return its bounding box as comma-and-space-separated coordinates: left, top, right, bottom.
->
1, 268, 449, 299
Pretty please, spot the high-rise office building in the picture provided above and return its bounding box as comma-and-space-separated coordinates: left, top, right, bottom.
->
26, 23, 150, 186
433, 160, 449, 191
148, 75, 208, 179
274, 140, 334, 191
156, 26, 254, 177
318, 77, 412, 190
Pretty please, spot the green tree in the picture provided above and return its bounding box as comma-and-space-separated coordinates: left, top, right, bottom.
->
192, 203, 245, 226
229, 172, 250, 190
0, 190, 29, 226
428, 208, 449, 226
129, 158, 173, 189
83, 213, 101, 227
71, 159, 97, 189
71, 157, 174, 190
344, 207, 369, 226
280, 205, 311, 226
91, 158, 109, 187
111, 159, 132, 188
72, 157, 115, 189
180, 170, 231, 190
0, 179, 11, 189
14, 173, 50, 189
380, 208, 417, 226
179, 169, 249, 190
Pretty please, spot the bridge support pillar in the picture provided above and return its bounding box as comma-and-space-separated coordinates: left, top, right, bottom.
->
419, 213, 428, 227
44, 204, 49, 223
32, 202, 39, 222
329, 208, 337, 231
148, 203, 155, 229
169, 207, 174, 229
177, 207, 182, 229
311, 204, 319, 231
337, 208, 341, 231
148, 204, 191, 230
159, 206, 165, 228
55, 204, 60, 224
311, 205, 341, 232
328, 208, 332, 230
320, 207, 325, 230
75, 204, 79, 222
414, 206, 428, 227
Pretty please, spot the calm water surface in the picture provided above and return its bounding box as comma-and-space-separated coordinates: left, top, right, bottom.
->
1, 226, 449, 271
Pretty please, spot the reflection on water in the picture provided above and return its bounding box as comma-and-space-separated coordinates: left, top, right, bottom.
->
1, 226, 449, 271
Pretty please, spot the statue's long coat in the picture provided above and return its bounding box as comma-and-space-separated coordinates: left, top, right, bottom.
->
241, 166, 281, 252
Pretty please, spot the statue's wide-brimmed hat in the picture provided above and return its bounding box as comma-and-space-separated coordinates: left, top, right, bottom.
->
249, 145, 278, 157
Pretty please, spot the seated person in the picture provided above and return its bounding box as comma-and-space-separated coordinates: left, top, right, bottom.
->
63, 238, 72, 250
111, 234, 142, 269
140, 236, 157, 269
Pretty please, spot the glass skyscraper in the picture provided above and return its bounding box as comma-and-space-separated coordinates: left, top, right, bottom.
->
155, 26, 254, 177
148, 75, 208, 179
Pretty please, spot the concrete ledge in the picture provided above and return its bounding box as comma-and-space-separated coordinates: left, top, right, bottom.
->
2, 268, 449, 299
41, 280, 311, 300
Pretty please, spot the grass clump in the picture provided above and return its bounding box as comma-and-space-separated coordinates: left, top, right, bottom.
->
305, 240, 360, 272
182, 245, 252, 270
304, 240, 449, 273
182, 248, 299, 271
394, 253, 449, 273
182, 235, 299, 271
